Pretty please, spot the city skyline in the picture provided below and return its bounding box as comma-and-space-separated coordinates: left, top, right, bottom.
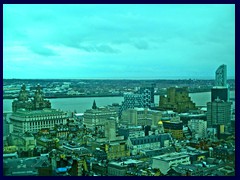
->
3, 4, 235, 79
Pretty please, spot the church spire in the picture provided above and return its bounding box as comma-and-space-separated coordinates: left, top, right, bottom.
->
92, 100, 97, 109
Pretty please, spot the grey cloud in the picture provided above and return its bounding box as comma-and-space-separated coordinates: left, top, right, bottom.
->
78, 44, 120, 54
134, 41, 149, 50
30, 45, 56, 56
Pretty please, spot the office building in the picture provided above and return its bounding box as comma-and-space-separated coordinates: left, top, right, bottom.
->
159, 87, 197, 113
83, 106, 118, 130
163, 120, 183, 139
188, 119, 207, 139
10, 108, 68, 133
121, 108, 162, 126
211, 86, 229, 102
207, 99, 232, 128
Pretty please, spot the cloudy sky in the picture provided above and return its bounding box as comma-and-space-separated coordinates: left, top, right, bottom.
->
3, 4, 235, 79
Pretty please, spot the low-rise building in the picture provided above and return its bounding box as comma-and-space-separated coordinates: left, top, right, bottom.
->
127, 133, 172, 155
151, 152, 191, 175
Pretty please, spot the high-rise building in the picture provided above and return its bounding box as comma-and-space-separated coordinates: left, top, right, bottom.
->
211, 64, 229, 102
188, 119, 207, 139
207, 99, 232, 128
208, 65, 232, 129
211, 86, 229, 102
215, 64, 227, 87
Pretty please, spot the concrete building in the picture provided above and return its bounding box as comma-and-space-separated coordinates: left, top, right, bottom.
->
188, 119, 207, 139
108, 159, 143, 176
211, 86, 229, 102
121, 108, 162, 126
83, 106, 118, 130
10, 108, 68, 133
3, 156, 52, 176
118, 126, 145, 140
179, 113, 206, 126
159, 87, 197, 113
151, 152, 191, 175
3, 112, 13, 137
207, 99, 232, 128
163, 121, 183, 140
105, 117, 117, 141
127, 133, 172, 155
104, 141, 130, 160
7, 132, 36, 156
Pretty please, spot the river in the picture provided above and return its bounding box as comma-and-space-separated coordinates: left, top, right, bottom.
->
3, 91, 235, 113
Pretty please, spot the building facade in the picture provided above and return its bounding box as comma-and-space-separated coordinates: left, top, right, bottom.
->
188, 119, 207, 139
121, 108, 162, 126
12, 84, 51, 112
10, 109, 68, 133
119, 93, 144, 118
139, 84, 155, 108
151, 152, 191, 175
207, 99, 232, 128
159, 87, 197, 113
163, 121, 183, 139
215, 64, 227, 87
83, 107, 118, 130
127, 134, 172, 155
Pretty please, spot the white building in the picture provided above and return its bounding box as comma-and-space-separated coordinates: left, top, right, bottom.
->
151, 152, 190, 175
188, 119, 207, 139
10, 108, 68, 133
83, 107, 118, 129
121, 108, 162, 126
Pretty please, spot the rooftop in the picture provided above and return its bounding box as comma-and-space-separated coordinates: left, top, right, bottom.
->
12, 108, 65, 117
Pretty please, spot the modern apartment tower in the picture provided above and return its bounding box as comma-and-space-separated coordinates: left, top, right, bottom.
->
211, 64, 229, 102
215, 64, 227, 87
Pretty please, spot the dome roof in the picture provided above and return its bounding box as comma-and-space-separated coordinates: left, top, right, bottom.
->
158, 121, 163, 125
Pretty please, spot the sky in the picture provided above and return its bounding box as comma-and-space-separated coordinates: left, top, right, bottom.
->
3, 4, 235, 79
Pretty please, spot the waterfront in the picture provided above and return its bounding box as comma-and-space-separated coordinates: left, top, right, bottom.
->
3, 91, 235, 113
